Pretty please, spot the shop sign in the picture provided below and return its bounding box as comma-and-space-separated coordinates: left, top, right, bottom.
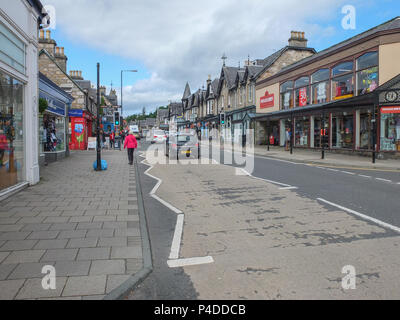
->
260, 91, 275, 109
39, 92, 66, 116
299, 88, 307, 107
69, 109, 83, 117
381, 106, 400, 114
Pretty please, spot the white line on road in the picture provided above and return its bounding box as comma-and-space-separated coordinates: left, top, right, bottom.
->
317, 198, 400, 234
375, 178, 392, 183
326, 168, 340, 172
167, 256, 214, 268
140, 154, 214, 267
169, 214, 185, 260
279, 187, 299, 190
341, 171, 356, 175
239, 168, 294, 188
359, 175, 372, 178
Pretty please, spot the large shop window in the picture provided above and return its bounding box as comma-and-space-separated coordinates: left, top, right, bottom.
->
356, 52, 378, 95
0, 71, 24, 191
294, 77, 310, 107
40, 114, 66, 153
295, 118, 310, 146
380, 108, 400, 152
311, 69, 329, 104
332, 113, 354, 149
280, 81, 293, 110
332, 62, 354, 101
360, 111, 373, 150
0, 22, 26, 74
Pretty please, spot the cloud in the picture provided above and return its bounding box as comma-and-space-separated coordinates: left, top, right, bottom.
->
43, 0, 348, 114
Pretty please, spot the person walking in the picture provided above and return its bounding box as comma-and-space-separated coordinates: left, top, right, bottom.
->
110, 130, 115, 149
285, 127, 291, 151
124, 131, 138, 165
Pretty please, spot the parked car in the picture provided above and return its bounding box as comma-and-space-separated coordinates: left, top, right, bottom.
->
151, 130, 167, 144
166, 132, 200, 159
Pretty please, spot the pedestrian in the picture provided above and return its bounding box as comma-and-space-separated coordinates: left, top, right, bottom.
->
110, 131, 115, 149
285, 127, 291, 151
124, 130, 138, 165
101, 130, 106, 149
0, 129, 8, 167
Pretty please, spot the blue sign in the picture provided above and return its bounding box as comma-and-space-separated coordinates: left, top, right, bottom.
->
39, 92, 66, 116
69, 109, 84, 118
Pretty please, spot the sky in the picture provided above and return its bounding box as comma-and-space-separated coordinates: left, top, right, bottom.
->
41, 0, 400, 116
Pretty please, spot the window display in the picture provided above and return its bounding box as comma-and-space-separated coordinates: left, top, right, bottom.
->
295, 118, 310, 146
332, 73, 354, 100
280, 81, 293, 110
0, 71, 24, 191
360, 112, 373, 150
41, 114, 65, 153
332, 113, 354, 149
380, 109, 400, 152
294, 77, 310, 107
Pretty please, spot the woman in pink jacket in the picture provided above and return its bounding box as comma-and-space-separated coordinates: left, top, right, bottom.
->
124, 131, 138, 165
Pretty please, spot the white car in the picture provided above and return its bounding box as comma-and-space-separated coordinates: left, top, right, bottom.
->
151, 130, 167, 144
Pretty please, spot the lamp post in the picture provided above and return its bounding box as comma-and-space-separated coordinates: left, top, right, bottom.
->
96, 63, 101, 171
120, 69, 138, 118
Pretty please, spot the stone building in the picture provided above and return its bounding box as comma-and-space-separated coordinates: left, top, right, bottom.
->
38, 30, 97, 150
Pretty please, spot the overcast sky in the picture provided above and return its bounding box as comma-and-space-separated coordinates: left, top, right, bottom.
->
42, 0, 399, 116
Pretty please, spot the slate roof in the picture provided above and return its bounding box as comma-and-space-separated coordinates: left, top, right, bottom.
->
182, 83, 191, 100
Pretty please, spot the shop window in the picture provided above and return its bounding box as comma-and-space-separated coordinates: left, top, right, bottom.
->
360, 111, 373, 150
0, 71, 24, 191
0, 22, 26, 74
380, 111, 400, 152
332, 73, 354, 100
332, 113, 354, 149
311, 69, 330, 105
332, 61, 354, 77
280, 81, 293, 110
295, 118, 310, 146
356, 52, 378, 95
294, 77, 310, 107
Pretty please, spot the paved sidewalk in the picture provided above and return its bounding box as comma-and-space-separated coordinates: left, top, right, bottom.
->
0, 150, 142, 300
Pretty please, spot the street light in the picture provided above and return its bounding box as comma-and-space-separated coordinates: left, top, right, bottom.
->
121, 70, 138, 118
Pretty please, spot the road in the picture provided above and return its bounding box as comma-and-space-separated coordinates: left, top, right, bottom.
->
129, 141, 400, 299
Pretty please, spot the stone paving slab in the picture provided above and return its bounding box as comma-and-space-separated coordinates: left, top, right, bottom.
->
0, 150, 143, 299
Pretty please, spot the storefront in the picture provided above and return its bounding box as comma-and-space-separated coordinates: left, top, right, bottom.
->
0, 71, 24, 191
380, 106, 400, 152
69, 109, 93, 150
39, 73, 73, 164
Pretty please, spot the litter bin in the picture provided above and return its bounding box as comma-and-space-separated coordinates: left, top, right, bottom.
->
242, 134, 246, 148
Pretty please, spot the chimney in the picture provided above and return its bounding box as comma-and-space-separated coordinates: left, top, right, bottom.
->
39, 29, 57, 57
288, 31, 308, 48
54, 45, 68, 73
39, 29, 45, 40
46, 30, 51, 40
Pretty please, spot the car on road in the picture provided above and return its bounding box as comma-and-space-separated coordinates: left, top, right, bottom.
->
151, 129, 167, 144
129, 125, 141, 140
166, 132, 200, 159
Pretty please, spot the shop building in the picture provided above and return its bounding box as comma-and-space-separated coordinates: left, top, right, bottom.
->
255, 17, 400, 157
39, 72, 73, 164
0, 0, 45, 198
38, 32, 97, 151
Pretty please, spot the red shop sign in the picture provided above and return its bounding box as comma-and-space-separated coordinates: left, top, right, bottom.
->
381, 106, 400, 114
260, 91, 274, 109
299, 87, 307, 107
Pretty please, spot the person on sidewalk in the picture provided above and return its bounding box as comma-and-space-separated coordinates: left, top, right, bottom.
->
110, 130, 115, 149
124, 131, 138, 165
285, 128, 291, 151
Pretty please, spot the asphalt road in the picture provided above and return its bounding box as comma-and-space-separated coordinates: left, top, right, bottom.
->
219, 148, 400, 229
128, 142, 198, 300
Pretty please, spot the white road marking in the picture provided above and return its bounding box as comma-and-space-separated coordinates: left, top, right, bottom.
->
140, 153, 214, 267
359, 175, 372, 178
317, 198, 400, 234
326, 168, 340, 172
239, 168, 294, 188
167, 256, 214, 268
169, 214, 185, 260
279, 187, 299, 190
376, 178, 392, 183
342, 171, 356, 175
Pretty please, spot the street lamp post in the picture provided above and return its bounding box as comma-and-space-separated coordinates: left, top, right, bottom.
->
120, 69, 138, 119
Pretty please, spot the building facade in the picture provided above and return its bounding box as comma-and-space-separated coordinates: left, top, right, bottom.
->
255, 17, 400, 156
0, 0, 45, 197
